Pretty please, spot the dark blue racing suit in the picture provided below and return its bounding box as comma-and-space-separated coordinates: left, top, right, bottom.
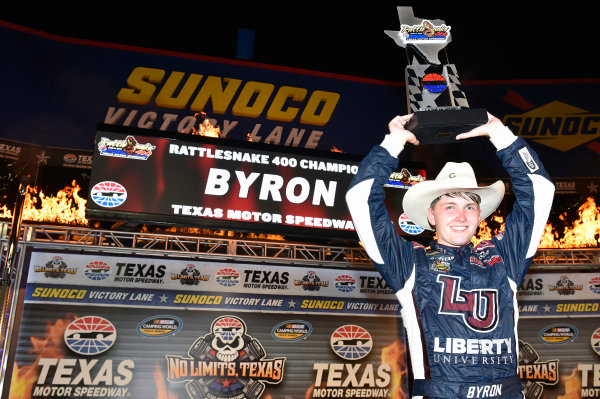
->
346, 127, 554, 399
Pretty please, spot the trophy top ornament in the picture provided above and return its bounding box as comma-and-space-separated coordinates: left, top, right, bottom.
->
384, 6, 452, 66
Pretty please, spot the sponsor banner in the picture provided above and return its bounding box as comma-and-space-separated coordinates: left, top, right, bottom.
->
85, 126, 425, 237
11, 305, 407, 399
518, 300, 600, 317
8, 248, 407, 398
25, 283, 400, 316
27, 251, 399, 299
518, 273, 600, 301
0, 137, 92, 170
11, 248, 600, 399
518, 318, 600, 399
2, 22, 600, 182
480, 177, 600, 196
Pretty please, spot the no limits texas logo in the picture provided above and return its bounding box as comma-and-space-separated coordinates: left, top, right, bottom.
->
518, 341, 559, 399
34, 256, 77, 279
165, 315, 285, 399
502, 90, 600, 153
170, 264, 210, 286
294, 271, 329, 291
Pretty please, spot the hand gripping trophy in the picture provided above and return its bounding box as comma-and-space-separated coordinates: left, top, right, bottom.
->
385, 7, 488, 143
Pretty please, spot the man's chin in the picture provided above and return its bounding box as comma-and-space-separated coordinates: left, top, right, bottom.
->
438, 231, 475, 247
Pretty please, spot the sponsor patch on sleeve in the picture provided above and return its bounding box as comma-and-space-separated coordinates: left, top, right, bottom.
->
517, 147, 540, 173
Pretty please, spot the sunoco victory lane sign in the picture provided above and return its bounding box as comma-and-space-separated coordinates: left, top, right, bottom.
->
86, 125, 424, 238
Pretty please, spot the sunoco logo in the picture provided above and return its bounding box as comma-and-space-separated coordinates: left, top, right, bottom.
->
138, 315, 182, 337
330, 325, 372, 360
64, 316, 117, 355
503, 101, 600, 152
539, 324, 577, 344
272, 320, 312, 342
165, 315, 285, 399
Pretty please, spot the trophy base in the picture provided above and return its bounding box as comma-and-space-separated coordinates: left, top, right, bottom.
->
405, 108, 488, 144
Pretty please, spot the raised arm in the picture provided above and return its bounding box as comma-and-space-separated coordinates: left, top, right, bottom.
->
459, 114, 555, 283
345, 115, 419, 291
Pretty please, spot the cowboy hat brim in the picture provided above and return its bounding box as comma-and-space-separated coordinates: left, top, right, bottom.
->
402, 179, 505, 231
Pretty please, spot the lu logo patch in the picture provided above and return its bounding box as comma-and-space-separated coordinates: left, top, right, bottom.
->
437, 274, 499, 332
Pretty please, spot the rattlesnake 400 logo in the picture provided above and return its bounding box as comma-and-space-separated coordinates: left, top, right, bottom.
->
165, 315, 286, 399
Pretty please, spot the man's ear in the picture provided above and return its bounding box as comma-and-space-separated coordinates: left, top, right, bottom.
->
426, 207, 435, 227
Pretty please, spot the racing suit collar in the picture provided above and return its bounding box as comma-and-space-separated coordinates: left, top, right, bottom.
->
430, 240, 474, 254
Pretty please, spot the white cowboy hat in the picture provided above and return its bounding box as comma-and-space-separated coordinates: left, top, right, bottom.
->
402, 162, 505, 231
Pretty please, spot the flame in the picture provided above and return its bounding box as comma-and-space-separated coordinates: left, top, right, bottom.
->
471, 196, 599, 248
153, 363, 177, 399
472, 213, 505, 245
539, 196, 600, 248
0, 181, 88, 226
1, 179, 594, 250
331, 146, 343, 153
193, 119, 221, 138
557, 366, 581, 399
0, 204, 11, 217
381, 340, 408, 399
10, 315, 76, 399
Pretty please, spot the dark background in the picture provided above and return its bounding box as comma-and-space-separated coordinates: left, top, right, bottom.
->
2, 1, 596, 82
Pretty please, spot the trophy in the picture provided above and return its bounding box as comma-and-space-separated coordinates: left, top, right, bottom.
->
385, 7, 487, 143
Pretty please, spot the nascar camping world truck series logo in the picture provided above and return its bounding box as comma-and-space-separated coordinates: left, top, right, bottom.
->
165, 315, 285, 399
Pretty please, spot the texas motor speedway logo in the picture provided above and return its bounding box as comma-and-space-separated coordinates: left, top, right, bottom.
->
31, 315, 134, 398
165, 315, 285, 399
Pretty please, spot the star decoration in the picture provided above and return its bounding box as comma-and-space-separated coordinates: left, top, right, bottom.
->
218, 378, 235, 389
287, 299, 296, 308
542, 304, 551, 313
159, 294, 169, 303
36, 151, 50, 165
587, 181, 598, 193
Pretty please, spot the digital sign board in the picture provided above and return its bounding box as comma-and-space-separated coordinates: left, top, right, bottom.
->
86, 124, 426, 239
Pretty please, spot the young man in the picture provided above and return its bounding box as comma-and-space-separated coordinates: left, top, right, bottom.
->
346, 113, 554, 399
